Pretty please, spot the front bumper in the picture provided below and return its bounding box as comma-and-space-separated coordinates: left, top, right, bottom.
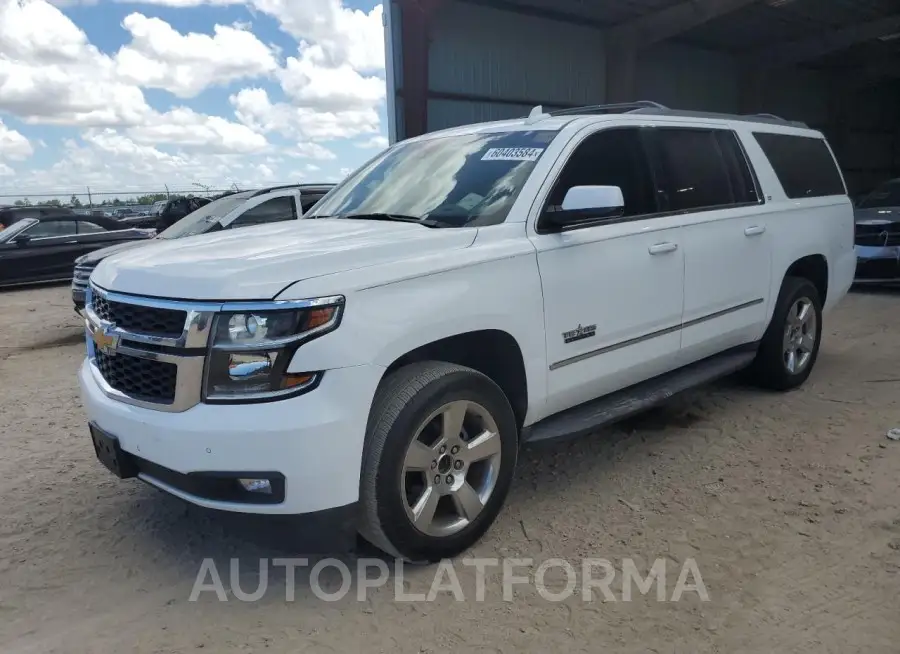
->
855, 245, 900, 283
78, 358, 385, 516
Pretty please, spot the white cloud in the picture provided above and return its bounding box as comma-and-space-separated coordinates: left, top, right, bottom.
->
0, 0, 389, 192
114, 14, 279, 98
0, 0, 151, 126
0, 119, 34, 160
12, 132, 280, 193
278, 43, 385, 111
127, 107, 269, 153
231, 87, 379, 142
357, 135, 389, 149
126, 0, 385, 71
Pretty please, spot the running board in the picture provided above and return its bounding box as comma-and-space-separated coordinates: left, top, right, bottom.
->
521, 346, 758, 445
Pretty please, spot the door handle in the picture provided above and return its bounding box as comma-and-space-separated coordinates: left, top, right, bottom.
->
648, 242, 678, 255
744, 226, 766, 237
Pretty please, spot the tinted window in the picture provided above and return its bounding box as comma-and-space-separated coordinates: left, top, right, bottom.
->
230, 196, 297, 228
650, 129, 735, 211
78, 221, 107, 234
545, 128, 656, 218
753, 132, 845, 199
25, 220, 76, 238
857, 179, 900, 209
300, 194, 325, 214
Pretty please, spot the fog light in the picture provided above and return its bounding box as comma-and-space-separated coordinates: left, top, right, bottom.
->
238, 478, 273, 494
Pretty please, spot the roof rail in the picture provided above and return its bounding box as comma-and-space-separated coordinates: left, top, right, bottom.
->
547, 101, 668, 117
626, 106, 809, 128
531, 101, 808, 129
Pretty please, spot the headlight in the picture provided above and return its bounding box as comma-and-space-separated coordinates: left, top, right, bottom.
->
203, 297, 343, 403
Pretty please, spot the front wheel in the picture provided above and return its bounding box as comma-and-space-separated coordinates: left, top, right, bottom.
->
359, 362, 518, 562
750, 276, 823, 391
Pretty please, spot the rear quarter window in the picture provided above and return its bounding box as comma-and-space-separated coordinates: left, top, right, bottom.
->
752, 132, 845, 199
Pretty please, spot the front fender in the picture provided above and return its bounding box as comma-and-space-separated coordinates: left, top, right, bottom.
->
281, 251, 548, 424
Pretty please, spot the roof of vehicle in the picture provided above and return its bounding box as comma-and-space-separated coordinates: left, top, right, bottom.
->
21, 212, 126, 230
408, 101, 823, 143
249, 183, 336, 198
0, 205, 75, 215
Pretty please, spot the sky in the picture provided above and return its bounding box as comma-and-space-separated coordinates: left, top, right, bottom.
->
0, 0, 390, 201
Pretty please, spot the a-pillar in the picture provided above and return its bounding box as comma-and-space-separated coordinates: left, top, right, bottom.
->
399, 0, 443, 140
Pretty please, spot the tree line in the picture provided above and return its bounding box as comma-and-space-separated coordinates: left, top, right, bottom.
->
12, 193, 188, 208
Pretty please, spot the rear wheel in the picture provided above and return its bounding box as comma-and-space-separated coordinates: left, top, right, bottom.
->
359, 361, 518, 562
750, 276, 823, 391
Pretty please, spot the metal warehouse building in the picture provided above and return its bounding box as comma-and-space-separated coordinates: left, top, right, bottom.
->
383, 0, 900, 196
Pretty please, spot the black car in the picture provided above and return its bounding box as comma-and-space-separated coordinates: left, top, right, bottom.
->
0, 214, 155, 288
71, 183, 335, 309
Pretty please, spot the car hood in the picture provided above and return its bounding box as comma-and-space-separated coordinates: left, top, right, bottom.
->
91, 218, 477, 300
77, 238, 156, 265
854, 206, 900, 224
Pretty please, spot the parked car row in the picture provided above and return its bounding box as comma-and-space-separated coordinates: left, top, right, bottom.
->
0, 184, 334, 294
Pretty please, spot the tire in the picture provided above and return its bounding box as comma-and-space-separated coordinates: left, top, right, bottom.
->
750, 276, 823, 391
359, 361, 518, 562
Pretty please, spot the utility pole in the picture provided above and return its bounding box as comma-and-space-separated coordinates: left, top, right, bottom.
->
86, 186, 93, 209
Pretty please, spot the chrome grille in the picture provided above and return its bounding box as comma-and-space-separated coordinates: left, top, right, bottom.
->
95, 351, 177, 403
92, 293, 187, 336
72, 262, 95, 292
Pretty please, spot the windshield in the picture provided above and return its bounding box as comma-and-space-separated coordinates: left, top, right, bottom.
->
158, 193, 253, 239
858, 180, 900, 209
0, 218, 37, 242
307, 130, 559, 227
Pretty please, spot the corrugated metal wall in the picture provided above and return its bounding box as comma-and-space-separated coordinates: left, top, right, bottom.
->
426, 1, 607, 131
390, 0, 900, 194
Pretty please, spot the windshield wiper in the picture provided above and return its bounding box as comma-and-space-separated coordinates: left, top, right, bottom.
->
335, 213, 448, 228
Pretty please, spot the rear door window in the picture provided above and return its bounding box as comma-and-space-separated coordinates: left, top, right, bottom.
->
77, 221, 108, 234
647, 128, 736, 212
752, 132, 845, 199
229, 196, 298, 228
25, 220, 77, 238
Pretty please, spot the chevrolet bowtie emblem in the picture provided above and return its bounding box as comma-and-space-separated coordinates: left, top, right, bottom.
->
91, 323, 120, 355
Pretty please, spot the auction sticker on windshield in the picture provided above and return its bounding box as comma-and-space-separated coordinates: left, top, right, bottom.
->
482, 147, 544, 162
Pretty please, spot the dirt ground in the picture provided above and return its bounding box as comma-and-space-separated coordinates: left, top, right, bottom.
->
1, 284, 899, 654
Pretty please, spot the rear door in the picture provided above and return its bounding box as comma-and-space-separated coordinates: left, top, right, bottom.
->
644, 125, 772, 362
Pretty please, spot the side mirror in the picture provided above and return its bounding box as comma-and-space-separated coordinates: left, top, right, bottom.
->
14, 234, 32, 246
545, 185, 625, 228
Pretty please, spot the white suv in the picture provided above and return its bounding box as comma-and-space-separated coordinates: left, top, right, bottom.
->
79, 102, 856, 562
